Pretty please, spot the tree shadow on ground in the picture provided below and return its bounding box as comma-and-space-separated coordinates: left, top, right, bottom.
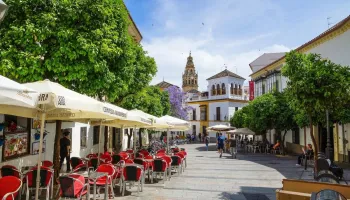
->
218, 186, 276, 200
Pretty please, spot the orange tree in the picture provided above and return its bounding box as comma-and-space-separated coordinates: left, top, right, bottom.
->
0, 0, 156, 180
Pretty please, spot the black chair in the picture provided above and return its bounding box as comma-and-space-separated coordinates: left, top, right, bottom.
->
151, 159, 168, 183
171, 155, 182, 176
58, 174, 89, 199
112, 154, 122, 165
88, 157, 99, 171
70, 157, 84, 170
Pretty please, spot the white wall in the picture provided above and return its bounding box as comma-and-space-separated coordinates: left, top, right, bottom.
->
0, 115, 110, 168
306, 30, 350, 67
209, 101, 229, 121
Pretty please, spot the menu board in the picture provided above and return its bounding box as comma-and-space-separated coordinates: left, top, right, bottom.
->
4, 132, 28, 158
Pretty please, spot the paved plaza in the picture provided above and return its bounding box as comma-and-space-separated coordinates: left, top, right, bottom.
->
112, 144, 349, 200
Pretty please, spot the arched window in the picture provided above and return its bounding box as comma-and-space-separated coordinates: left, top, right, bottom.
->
234, 84, 238, 95
221, 83, 226, 95
216, 84, 221, 95
238, 85, 242, 95
230, 83, 234, 94
211, 85, 216, 95
192, 79, 194, 84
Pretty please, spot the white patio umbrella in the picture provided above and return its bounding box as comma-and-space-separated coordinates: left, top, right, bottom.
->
24, 79, 127, 200
0, 75, 38, 116
159, 115, 190, 152
0, 0, 8, 22
207, 124, 235, 132
227, 128, 255, 136
90, 106, 153, 155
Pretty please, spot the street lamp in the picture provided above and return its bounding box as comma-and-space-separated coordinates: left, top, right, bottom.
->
0, 0, 8, 22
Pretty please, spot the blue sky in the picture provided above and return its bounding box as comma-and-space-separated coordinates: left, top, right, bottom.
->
125, 0, 350, 91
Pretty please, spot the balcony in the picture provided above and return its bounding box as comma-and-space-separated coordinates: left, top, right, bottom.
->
213, 114, 229, 122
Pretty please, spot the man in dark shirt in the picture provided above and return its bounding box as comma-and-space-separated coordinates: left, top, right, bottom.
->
60, 131, 71, 172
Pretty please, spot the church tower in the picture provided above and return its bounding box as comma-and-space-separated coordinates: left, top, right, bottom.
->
182, 52, 199, 92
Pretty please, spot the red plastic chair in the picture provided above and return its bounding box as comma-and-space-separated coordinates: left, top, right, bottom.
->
86, 153, 97, 159
0, 165, 21, 178
175, 152, 185, 172
26, 166, 53, 200
41, 160, 54, 168
156, 152, 166, 157
89, 164, 115, 198
125, 159, 134, 164
171, 155, 182, 176
70, 157, 85, 170
118, 153, 130, 161
157, 149, 166, 154
100, 154, 112, 164
139, 150, 149, 157
121, 165, 143, 196
58, 174, 88, 199
151, 159, 168, 183
157, 155, 172, 178
177, 151, 187, 168
0, 176, 22, 200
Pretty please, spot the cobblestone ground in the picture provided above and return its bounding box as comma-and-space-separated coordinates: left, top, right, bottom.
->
50, 143, 349, 200
108, 144, 349, 200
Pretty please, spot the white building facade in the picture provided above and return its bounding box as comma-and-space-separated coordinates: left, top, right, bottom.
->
250, 15, 350, 161
186, 69, 249, 140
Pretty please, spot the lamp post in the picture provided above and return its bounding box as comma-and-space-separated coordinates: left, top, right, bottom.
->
0, 0, 8, 22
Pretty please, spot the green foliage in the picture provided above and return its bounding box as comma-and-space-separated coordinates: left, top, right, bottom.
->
119, 86, 170, 117
282, 51, 350, 121
0, 0, 157, 102
230, 106, 249, 128
272, 91, 296, 132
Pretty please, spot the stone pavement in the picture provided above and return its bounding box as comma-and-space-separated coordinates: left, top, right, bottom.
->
111, 143, 349, 200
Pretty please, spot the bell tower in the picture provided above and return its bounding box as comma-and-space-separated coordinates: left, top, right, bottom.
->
182, 51, 199, 92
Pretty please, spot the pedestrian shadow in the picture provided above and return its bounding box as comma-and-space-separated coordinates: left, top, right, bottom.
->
195, 144, 218, 151
218, 186, 274, 200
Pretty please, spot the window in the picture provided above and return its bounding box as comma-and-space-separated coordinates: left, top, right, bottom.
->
192, 109, 196, 120
192, 125, 196, 134
221, 83, 226, 95
211, 85, 216, 95
230, 83, 234, 94
235, 107, 238, 111
200, 106, 207, 121
292, 128, 300, 144
216, 84, 220, 95
216, 107, 221, 121
80, 127, 87, 148
93, 126, 100, 145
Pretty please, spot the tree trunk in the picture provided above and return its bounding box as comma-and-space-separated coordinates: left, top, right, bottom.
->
126, 129, 131, 149
104, 126, 108, 152
138, 128, 143, 148
309, 116, 318, 176
53, 120, 62, 184
281, 130, 288, 155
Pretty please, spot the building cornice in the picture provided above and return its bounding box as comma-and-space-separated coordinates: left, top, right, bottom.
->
250, 15, 350, 79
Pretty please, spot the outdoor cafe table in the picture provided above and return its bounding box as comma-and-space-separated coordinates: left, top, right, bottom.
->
87, 171, 108, 200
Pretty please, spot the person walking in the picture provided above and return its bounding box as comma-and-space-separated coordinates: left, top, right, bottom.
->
205, 135, 210, 151
229, 137, 237, 159
217, 133, 225, 158
60, 131, 71, 172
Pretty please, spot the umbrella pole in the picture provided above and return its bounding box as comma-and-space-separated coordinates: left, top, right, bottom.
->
166, 129, 170, 154
35, 112, 46, 200
133, 126, 137, 155
98, 121, 103, 165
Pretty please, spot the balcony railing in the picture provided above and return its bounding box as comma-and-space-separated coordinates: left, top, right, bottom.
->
213, 114, 229, 122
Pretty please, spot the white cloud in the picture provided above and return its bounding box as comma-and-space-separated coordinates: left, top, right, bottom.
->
143, 0, 291, 91
145, 37, 290, 90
